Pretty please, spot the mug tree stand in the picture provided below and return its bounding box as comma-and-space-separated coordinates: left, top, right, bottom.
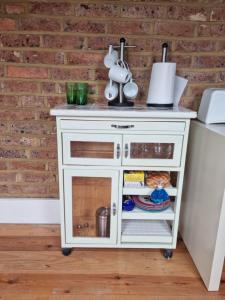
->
108, 37, 135, 107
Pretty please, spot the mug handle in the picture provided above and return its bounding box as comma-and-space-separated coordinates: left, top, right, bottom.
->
108, 45, 113, 55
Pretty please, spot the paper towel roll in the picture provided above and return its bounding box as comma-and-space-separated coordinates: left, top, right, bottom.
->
147, 62, 176, 107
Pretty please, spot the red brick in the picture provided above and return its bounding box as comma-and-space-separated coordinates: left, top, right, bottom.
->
9, 121, 56, 135
0, 34, 40, 47
8, 161, 46, 171
7, 66, 48, 79
2, 80, 39, 93
43, 35, 84, 50
46, 161, 58, 172
126, 54, 151, 68
47, 183, 59, 198
188, 85, 207, 97
0, 18, 16, 30
0, 65, 4, 77
5, 3, 25, 14
20, 17, 60, 32
167, 55, 192, 68
64, 19, 105, 34
19, 172, 56, 183
121, 4, 166, 18
198, 24, 225, 37
217, 40, 225, 51
94, 68, 108, 81
155, 21, 196, 37
45, 96, 65, 108
0, 135, 38, 147
38, 111, 55, 121
50, 68, 89, 80
40, 82, 56, 94
0, 110, 36, 121
180, 96, 200, 110
210, 8, 225, 21
108, 21, 152, 35
131, 69, 150, 82
5, 183, 47, 196
30, 149, 57, 159
55, 83, 66, 94
0, 148, 28, 159
0, 95, 20, 107
0, 185, 8, 193
86, 36, 119, 51
194, 56, 225, 68
20, 95, 46, 107
174, 40, 216, 52
40, 136, 57, 147
0, 50, 22, 63
167, 6, 209, 21
218, 71, 225, 82
0, 161, 7, 170
67, 52, 103, 66
29, 2, 73, 16
0, 172, 17, 183
24, 50, 65, 65
75, 3, 120, 17
177, 70, 216, 83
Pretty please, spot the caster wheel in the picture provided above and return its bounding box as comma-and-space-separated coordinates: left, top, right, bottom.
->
62, 248, 72, 256
163, 249, 173, 259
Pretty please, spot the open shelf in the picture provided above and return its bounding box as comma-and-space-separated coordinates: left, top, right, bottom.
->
121, 219, 172, 243
123, 186, 177, 196
122, 205, 175, 220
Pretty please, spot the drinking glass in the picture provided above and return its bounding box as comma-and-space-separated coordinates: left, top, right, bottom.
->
76, 83, 88, 105
66, 82, 77, 104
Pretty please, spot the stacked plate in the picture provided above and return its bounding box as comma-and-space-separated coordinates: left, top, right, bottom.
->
132, 195, 171, 212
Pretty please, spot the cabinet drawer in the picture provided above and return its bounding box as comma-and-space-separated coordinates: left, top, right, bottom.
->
60, 120, 185, 132
123, 134, 183, 167
62, 133, 122, 166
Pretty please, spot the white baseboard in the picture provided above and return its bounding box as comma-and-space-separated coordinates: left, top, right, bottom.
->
0, 198, 60, 224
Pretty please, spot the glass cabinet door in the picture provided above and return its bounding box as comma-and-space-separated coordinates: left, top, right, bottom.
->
63, 133, 122, 166
123, 135, 183, 167
64, 169, 118, 244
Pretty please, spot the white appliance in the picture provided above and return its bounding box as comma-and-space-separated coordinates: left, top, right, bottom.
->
198, 88, 225, 124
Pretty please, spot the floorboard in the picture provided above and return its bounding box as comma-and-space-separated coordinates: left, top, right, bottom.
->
0, 225, 224, 299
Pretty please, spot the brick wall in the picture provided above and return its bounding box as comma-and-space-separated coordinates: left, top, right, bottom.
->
0, 0, 225, 198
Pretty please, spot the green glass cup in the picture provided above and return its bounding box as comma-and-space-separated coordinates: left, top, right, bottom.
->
66, 82, 77, 104
76, 83, 88, 105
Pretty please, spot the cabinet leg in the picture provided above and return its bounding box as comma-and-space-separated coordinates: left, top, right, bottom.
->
163, 249, 173, 259
62, 248, 72, 256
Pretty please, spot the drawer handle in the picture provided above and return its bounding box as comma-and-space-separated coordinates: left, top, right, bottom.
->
112, 203, 117, 216
116, 144, 121, 159
111, 124, 134, 129
125, 143, 129, 158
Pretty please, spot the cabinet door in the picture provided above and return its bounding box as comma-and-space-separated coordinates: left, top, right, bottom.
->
123, 134, 183, 166
64, 169, 119, 245
63, 133, 122, 166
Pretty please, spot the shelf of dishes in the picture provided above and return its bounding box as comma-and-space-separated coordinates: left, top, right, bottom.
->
123, 186, 177, 196
121, 219, 172, 243
122, 205, 175, 220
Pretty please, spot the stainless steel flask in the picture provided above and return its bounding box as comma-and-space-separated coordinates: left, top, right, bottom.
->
96, 207, 110, 237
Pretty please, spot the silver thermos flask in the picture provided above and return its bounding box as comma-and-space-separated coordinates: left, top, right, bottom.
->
96, 207, 110, 237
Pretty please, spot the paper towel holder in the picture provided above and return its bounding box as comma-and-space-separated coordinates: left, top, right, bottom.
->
146, 42, 175, 108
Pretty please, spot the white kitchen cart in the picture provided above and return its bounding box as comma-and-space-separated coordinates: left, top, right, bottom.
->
51, 105, 196, 257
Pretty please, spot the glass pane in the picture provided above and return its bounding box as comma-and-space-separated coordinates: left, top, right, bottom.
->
72, 176, 112, 238
130, 143, 174, 159
71, 141, 114, 159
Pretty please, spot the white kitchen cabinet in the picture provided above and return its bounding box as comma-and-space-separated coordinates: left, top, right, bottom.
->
51, 104, 196, 257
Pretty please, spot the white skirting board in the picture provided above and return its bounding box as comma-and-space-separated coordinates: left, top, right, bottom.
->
0, 198, 60, 224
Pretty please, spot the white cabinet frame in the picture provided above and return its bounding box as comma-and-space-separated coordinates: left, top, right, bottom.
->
64, 168, 119, 245
123, 134, 183, 167
63, 132, 122, 166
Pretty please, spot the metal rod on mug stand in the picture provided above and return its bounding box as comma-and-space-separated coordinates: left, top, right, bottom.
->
119, 38, 125, 105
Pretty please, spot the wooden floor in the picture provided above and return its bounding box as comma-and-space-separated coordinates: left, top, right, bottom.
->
0, 225, 224, 300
